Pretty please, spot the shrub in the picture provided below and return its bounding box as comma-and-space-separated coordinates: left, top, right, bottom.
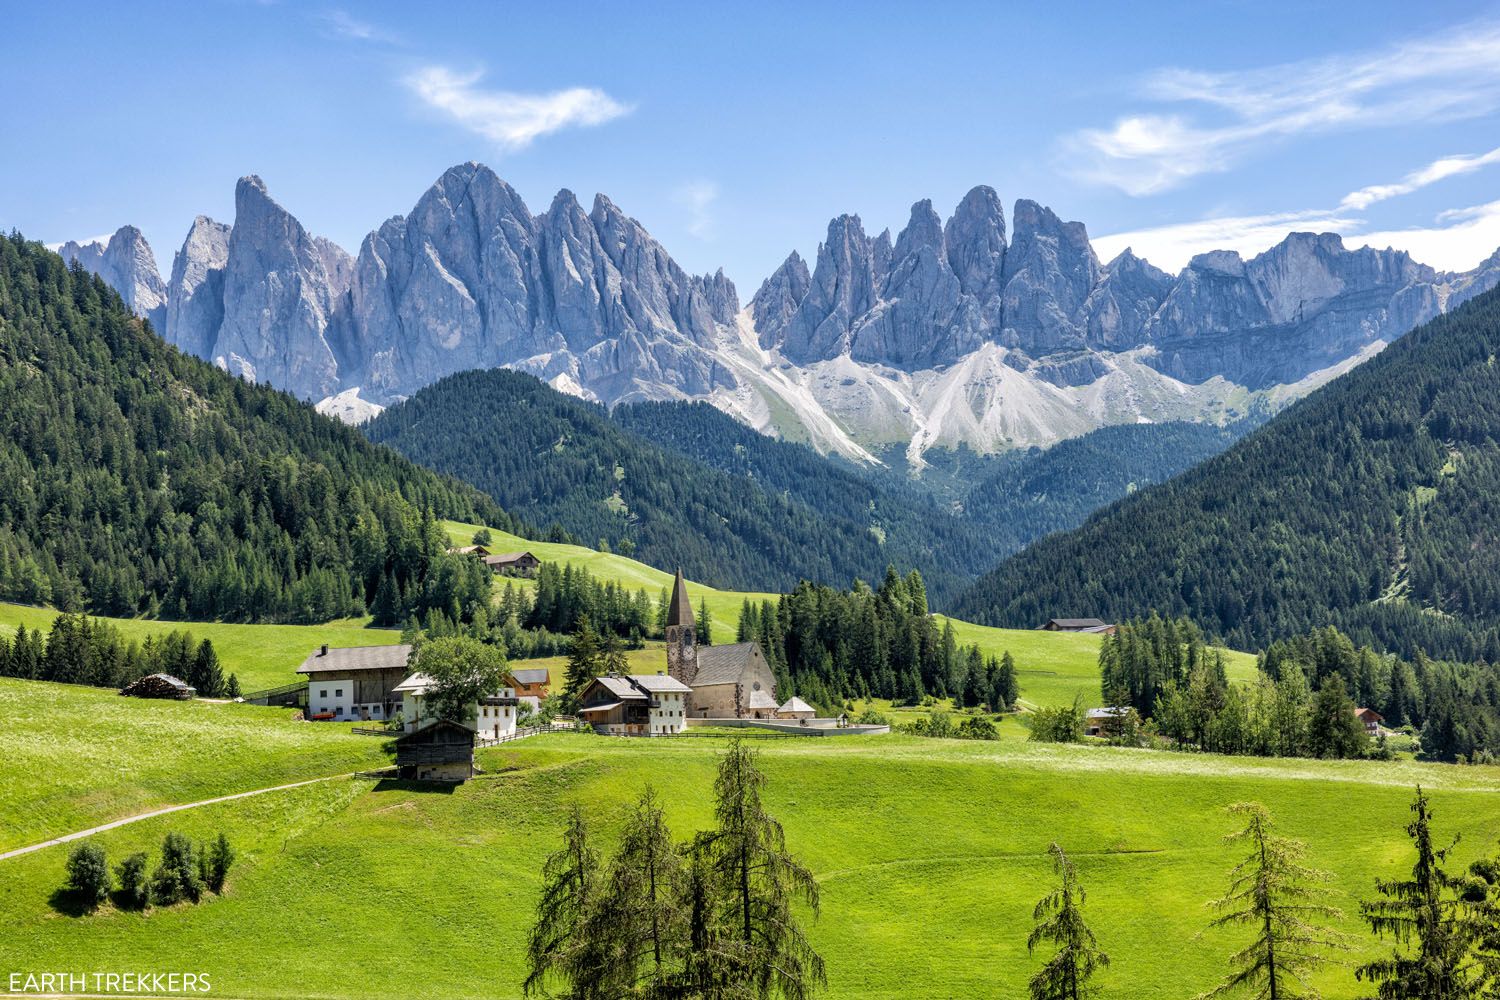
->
958, 716, 999, 741
114, 852, 150, 910
226, 673, 241, 699
854, 707, 891, 726
150, 832, 202, 905
206, 833, 235, 893
64, 843, 110, 909
1027, 700, 1085, 743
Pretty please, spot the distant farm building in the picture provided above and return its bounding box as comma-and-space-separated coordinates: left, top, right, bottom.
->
296, 644, 413, 722
511, 667, 550, 708
1355, 707, 1385, 735
1084, 706, 1128, 737
394, 720, 475, 782
120, 673, 196, 700
578, 673, 691, 735
776, 696, 816, 720
447, 544, 492, 557
664, 569, 779, 719
1040, 618, 1116, 634
483, 551, 541, 577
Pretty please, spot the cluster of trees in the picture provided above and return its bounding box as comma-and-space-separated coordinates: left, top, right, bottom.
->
733, 568, 1019, 713
525, 562, 661, 642
898, 710, 1001, 741
1017, 789, 1500, 1000
0, 613, 234, 697
0, 234, 514, 625
61, 831, 234, 914
955, 283, 1500, 664
524, 741, 824, 999
1085, 616, 1498, 763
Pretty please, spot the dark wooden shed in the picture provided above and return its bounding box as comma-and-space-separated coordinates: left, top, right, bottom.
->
394, 720, 476, 782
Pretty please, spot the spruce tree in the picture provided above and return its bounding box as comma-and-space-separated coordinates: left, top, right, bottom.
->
561, 618, 602, 712
1357, 787, 1482, 999
1027, 842, 1109, 1000
703, 739, 825, 999
1198, 803, 1350, 999
525, 805, 599, 998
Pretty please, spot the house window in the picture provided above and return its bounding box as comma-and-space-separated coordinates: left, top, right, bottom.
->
319, 689, 327, 698
335, 689, 343, 697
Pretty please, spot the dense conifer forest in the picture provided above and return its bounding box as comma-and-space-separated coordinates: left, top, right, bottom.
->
0, 235, 513, 624
954, 283, 1500, 661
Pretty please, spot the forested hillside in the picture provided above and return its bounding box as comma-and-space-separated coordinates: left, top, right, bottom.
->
0, 235, 513, 624
364, 369, 998, 600
954, 283, 1500, 661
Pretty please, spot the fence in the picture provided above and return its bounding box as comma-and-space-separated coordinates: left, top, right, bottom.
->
475, 722, 581, 748
238, 680, 309, 707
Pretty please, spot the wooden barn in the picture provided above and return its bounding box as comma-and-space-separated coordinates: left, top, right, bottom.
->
394, 720, 476, 782
1039, 618, 1116, 634
482, 551, 542, 577
296, 643, 413, 722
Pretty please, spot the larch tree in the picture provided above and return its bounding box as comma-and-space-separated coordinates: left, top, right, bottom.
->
525, 805, 601, 998
560, 617, 602, 712
1027, 842, 1109, 1000
703, 739, 825, 1000
1197, 802, 1351, 1000
1356, 787, 1482, 999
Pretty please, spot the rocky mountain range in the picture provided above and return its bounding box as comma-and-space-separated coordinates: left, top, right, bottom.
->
59, 162, 1500, 463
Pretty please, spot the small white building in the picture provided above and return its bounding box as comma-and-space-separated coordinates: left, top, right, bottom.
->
776, 696, 816, 720
395, 671, 520, 740
577, 673, 692, 735
296, 644, 414, 722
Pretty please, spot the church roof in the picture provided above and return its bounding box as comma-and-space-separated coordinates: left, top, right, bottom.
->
666, 568, 695, 628
692, 642, 763, 686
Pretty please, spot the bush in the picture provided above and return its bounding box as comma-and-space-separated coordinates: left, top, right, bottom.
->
1027, 700, 1085, 744
206, 833, 234, 893
854, 707, 891, 726
150, 832, 202, 905
114, 852, 150, 909
957, 716, 999, 741
64, 843, 110, 909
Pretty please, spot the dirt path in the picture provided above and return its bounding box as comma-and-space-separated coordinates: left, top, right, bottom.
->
0, 773, 358, 863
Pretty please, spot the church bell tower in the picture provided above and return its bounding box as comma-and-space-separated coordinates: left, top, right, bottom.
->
665, 568, 698, 687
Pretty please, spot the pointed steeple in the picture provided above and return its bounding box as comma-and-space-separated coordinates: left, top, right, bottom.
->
666, 568, 695, 629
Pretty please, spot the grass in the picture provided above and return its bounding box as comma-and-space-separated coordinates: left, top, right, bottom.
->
4, 729, 1500, 998
0, 601, 400, 694
0, 678, 391, 852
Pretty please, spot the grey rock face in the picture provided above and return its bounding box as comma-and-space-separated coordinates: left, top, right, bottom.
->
1084, 249, 1171, 351
212, 176, 352, 399
59, 226, 168, 333
165, 216, 231, 358
999, 199, 1100, 356
781, 215, 883, 364
750, 252, 811, 348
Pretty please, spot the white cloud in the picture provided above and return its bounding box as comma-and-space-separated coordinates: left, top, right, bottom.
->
1353, 199, 1500, 272
319, 9, 401, 45
405, 66, 632, 152
674, 180, 718, 239
1340, 146, 1500, 210
1067, 20, 1500, 195
1092, 210, 1357, 272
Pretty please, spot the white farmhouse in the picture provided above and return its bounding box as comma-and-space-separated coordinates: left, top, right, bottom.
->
577, 672, 691, 735
395, 671, 520, 740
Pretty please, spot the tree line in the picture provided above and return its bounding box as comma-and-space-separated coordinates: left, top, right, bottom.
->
0, 234, 515, 626
0, 613, 234, 697
1089, 615, 1498, 763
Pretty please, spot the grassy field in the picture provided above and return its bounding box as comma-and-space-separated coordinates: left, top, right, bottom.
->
0, 602, 400, 694
3, 727, 1499, 999
0, 678, 391, 852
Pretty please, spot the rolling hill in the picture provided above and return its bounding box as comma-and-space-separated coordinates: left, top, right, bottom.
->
954, 282, 1500, 660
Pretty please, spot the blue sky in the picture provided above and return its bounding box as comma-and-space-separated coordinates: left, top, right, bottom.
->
4, 0, 1500, 289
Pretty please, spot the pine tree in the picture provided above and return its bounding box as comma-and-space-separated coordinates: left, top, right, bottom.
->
698, 597, 714, 647
561, 618, 602, 712
192, 639, 224, 697
1198, 803, 1350, 999
525, 805, 599, 998
996, 651, 1020, 711
1027, 842, 1109, 1000
601, 630, 629, 678
1357, 787, 1482, 999
703, 739, 825, 999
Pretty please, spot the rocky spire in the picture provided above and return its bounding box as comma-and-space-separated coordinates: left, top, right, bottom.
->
59, 226, 168, 333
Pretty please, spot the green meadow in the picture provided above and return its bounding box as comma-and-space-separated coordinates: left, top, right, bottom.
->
2, 713, 1498, 1000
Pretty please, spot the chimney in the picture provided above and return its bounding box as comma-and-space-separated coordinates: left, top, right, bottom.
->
319, 644, 328, 656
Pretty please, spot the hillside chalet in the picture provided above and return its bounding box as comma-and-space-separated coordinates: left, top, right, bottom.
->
394, 671, 521, 740
1355, 707, 1385, 735
511, 667, 550, 708
664, 569, 779, 718
578, 672, 691, 735
296, 644, 413, 722
447, 544, 492, 557
483, 551, 541, 577
1040, 618, 1116, 634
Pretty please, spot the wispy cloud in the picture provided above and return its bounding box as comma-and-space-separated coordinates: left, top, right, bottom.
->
1067, 21, 1500, 195
674, 180, 718, 239
318, 9, 401, 45
1095, 147, 1500, 273
405, 66, 632, 152
1340, 146, 1500, 210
